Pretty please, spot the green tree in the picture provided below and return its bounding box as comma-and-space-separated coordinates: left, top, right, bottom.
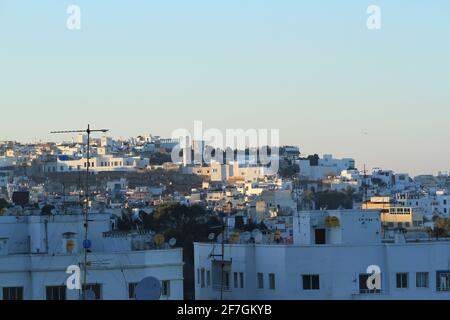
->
314, 190, 353, 210
0, 198, 9, 210
434, 217, 450, 239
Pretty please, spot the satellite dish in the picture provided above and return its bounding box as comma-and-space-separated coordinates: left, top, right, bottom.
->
217, 233, 223, 243
274, 230, 282, 241
252, 229, 262, 244
241, 232, 251, 242
135, 277, 161, 301
229, 232, 240, 243
208, 233, 215, 241
169, 238, 177, 247
154, 234, 165, 247
251, 229, 260, 238
80, 290, 96, 300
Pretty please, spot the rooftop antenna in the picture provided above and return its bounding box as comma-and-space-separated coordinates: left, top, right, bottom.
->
363, 164, 368, 203
51, 124, 109, 299
210, 221, 227, 301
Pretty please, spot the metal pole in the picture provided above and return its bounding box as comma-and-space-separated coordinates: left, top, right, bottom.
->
50, 125, 109, 300
220, 222, 225, 301
83, 125, 90, 298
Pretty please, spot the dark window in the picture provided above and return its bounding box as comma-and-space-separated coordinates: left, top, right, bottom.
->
416, 272, 429, 288
302, 275, 320, 290
396, 273, 409, 289
239, 272, 244, 289
46, 286, 66, 300
233, 272, 238, 289
257, 273, 264, 289
223, 272, 230, 290
436, 271, 450, 292
359, 274, 381, 294
206, 271, 211, 287
2, 287, 23, 300
161, 280, 170, 297
82, 284, 102, 300
201, 269, 206, 288
269, 273, 276, 290
315, 229, 326, 245
128, 283, 138, 299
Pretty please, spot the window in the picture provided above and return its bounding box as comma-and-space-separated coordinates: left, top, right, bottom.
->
269, 273, 276, 290
161, 280, 170, 297
201, 269, 206, 288
302, 275, 320, 291
2, 287, 23, 300
359, 274, 381, 294
46, 286, 66, 300
82, 284, 102, 300
315, 229, 326, 245
239, 272, 244, 289
416, 272, 429, 288
128, 283, 138, 299
223, 271, 230, 290
257, 273, 264, 289
197, 269, 200, 285
234, 272, 238, 289
206, 271, 211, 287
436, 271, 450, 292
396, 273, 409, 289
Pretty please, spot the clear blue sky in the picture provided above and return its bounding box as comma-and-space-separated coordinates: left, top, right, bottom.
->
0, 1, 449, 175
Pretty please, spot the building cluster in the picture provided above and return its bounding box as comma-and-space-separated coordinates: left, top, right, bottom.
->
1, 136, 450, 300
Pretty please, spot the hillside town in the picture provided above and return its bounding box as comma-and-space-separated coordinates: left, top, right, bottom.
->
1, 133, 450, 300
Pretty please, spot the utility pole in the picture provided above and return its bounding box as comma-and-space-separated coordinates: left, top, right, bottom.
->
51, 124, 109, 299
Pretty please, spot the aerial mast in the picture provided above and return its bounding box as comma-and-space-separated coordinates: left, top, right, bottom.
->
51, 124, 109, 299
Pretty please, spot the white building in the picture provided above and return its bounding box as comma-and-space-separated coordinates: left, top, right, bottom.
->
396, 191, 450, 217
324, 169, 361, 192
43, 155, 149, 173
189, 161, 265, 183
299, 155, 355, 180
0, 212, 183, 300
194, 209, 450, 300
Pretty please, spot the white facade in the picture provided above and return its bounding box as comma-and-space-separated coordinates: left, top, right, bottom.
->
190, 161, 265, 183
0, 156, 17, 168
194, 209, 450, 300
43, 155, 149, 173
299, 155, 355, 180
0, 213, 183, 300
396, 191, 450, 217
